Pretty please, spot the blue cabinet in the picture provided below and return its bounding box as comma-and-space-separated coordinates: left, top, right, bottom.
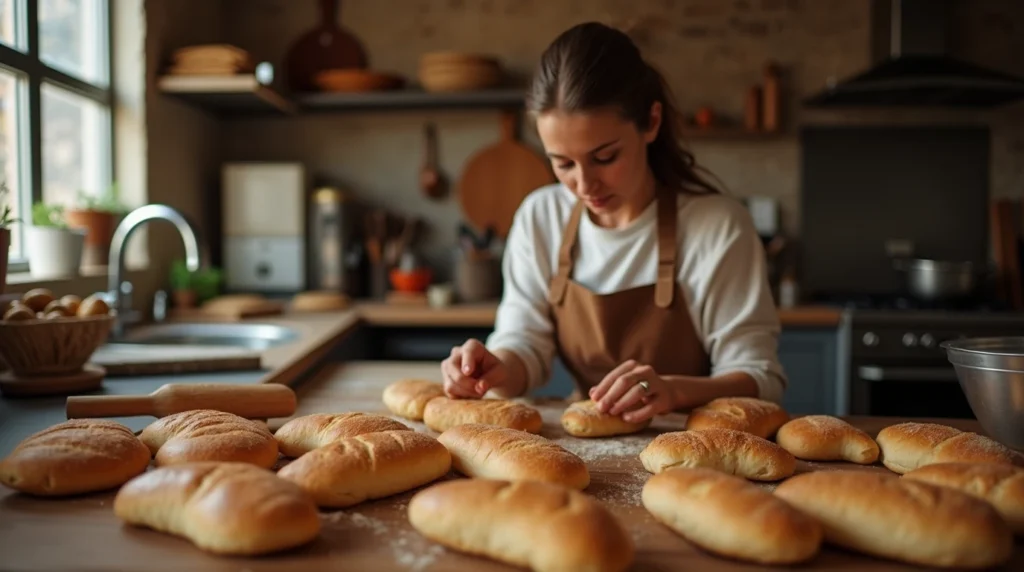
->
777, 328, 842, 416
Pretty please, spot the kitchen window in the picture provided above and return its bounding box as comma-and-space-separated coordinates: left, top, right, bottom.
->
0, 0, 112, 273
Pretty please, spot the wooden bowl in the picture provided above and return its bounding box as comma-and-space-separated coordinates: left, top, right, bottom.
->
0, 314, 115, 377
419, 66, 502, 92
314, 69, 405, 92
419, 51, 499, 70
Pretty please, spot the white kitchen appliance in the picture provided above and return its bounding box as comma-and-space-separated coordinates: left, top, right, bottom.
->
221, 162, 306, 293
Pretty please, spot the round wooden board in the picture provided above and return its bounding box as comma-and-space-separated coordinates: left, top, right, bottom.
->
0, 363, 105, 397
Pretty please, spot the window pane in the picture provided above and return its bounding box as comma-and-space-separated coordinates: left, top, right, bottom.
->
39, 0, 108, 86
41, 82, 110, 210
0, 0, 25, 51
0, 68, 26, 262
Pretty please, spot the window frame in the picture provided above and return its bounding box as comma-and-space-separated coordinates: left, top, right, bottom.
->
0, 0, 115, 272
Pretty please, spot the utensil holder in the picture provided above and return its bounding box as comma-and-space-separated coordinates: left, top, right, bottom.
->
454, 254, 501, 303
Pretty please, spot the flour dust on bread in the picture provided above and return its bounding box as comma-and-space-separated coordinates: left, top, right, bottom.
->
408, 478, 633, 572
0, 419, 151, 497
774, 470, 1013, 569
114, 462, 320, 556
139, 409, 279, 468
775, 415, 879, 464
276, 430, 451, 508
560, 399, 650, 437
438, 423, 589, 490
875, 421, 1024, 474
422, 397, 543, 434
684, 397, 789, 438
273, 412, 411, 457
902, 462, 1024, 536
382, 379, 445, 421
639, 428, 795, 481
642, 467, 822, 565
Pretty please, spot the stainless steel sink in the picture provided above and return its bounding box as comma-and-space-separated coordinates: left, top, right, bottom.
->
117, 323, 299, 351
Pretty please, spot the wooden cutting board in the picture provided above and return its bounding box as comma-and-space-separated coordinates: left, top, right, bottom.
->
458, 110, 554, 239
89, 343, 262, 376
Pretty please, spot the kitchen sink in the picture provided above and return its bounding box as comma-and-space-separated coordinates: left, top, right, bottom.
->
116, 323, 300, 351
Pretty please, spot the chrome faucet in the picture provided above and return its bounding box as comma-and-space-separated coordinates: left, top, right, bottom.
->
108, 204, 203, 337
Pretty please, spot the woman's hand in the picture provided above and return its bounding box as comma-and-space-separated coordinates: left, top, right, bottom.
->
440, 339, 509, 399
589, 360, 675, 423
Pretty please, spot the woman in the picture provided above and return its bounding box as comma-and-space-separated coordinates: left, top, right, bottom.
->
441, 22, 786, 424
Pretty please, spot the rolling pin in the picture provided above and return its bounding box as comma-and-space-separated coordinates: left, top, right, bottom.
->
66, 383, 298, 420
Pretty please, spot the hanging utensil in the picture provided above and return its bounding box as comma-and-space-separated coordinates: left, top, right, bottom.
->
420, 123, 446, 199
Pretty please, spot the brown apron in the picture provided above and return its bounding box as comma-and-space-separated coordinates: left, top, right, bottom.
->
548, 190, 711, 397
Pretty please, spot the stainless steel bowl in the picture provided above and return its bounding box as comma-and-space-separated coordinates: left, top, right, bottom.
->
942, 337, 1024, 451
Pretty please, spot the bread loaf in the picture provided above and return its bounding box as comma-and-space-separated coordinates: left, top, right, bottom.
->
139, 409, 279, 468
639, 428, 795, 481
902, 462, 1024, 535
684, 397, 789, 438
642, 467, 822, 565
276, 430, 451, 508
560, 399, 650, 438
0, 419, 151, 497
775, 415, 879, 464
437, 424, 589, 490
774, 470, 1012, 569
382, 379, 445, 421
423, 397, 543, 434
875, 422, 1024, 474
408, 478, 633, 572
274, 412, 411, 457
113, 462, 320, 556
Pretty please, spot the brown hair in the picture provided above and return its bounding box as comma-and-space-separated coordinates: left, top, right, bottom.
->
527, 22, 721, 196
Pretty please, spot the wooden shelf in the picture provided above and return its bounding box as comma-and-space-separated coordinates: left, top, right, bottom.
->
157, 74, 298, 115
297, 88, 526, 112
681, 126, 787, 140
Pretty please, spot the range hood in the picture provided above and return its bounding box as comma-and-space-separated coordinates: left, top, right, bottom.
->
804, 0, 1024, 108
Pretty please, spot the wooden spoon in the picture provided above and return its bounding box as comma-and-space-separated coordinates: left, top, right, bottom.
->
420, 122, 446, 199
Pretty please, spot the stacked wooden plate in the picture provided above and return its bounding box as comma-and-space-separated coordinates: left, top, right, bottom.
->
418, 51, 503, 92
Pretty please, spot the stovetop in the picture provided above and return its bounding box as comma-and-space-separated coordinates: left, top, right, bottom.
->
812, 292, 1013, 313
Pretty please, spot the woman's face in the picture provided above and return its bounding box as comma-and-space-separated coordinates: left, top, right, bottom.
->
535, 104, 660, 223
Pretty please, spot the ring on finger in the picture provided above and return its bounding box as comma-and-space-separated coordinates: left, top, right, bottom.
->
637, 380, 651, 393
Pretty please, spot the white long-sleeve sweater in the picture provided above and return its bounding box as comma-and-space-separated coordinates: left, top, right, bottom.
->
485, 183, 787, 403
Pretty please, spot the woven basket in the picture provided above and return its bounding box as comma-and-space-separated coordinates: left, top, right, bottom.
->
0, 314, 115, 377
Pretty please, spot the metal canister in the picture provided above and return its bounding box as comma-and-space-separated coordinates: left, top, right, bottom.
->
309, 186, 361, 295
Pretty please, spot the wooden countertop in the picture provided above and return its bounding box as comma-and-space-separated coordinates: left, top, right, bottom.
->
1, 360, 1019, 571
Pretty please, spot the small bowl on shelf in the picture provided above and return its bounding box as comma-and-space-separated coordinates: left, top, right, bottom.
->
314, 69, 405, 92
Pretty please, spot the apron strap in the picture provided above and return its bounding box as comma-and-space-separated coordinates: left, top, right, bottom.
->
655, 191, 678, 308
549, 199, 587, 306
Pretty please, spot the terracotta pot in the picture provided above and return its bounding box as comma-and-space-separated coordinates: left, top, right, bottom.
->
172, 289, 197, 309
66, 209, 116, 266
0, 228, 9, 295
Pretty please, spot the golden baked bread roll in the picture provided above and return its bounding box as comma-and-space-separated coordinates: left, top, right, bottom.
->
560, 399, 650, 437
875, 422, 1024, 474
408, 478, 633, 572
775, 415, 879, 464
276, 430, 451, 508
902, 462, 1024, 535
639, 428, 795, 481
774, 470, 1012, 569
114, 462, 320, 556
273, 412, 411, 457
642, 467, 822, 565
139, 409, 279, 468
423, 397, 543, 434
684, 397, 789, 438
382, 379, 445, 421
437, 423, 589, 490
0, 419, 151, 497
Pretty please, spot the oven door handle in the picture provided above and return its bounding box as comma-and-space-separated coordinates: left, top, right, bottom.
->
857, 366, 960, 382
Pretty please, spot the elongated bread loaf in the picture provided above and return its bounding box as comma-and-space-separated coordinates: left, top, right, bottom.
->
274, 412, 411, 457
438, 424, 589, 490
560, 399, 650, 438
383, 379, 446, 421
684, 397, 789, 438
642, 467, 822, 565
776, 415, 879, 464
276, 430, 451, 508
875, 422, 1024, 474
114, 462, 320, 556
774, 470, 1012, 569
640, 428, 795, 481
0, 419, 151, 497
408, 478, 633, 572
902, 462, 1024, 535
423, 397, 543, 434
139, 409, 279, 468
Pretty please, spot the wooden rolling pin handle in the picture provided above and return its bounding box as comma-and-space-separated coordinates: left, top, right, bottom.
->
66, 383, 298, 420
66, 395, 153, 419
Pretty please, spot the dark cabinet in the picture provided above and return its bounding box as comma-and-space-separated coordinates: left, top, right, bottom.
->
777, 328, 840, 416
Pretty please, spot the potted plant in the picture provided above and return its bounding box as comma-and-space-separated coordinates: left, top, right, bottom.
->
0, 181, 17, 295
169, 260, 223, 309
66, 182, 129, 267
25, 202, 86, 278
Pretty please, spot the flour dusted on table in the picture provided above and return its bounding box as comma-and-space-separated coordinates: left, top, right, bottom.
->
324, 510, 445, 571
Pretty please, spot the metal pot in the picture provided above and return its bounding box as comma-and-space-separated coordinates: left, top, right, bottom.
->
893, 258, 978, 301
